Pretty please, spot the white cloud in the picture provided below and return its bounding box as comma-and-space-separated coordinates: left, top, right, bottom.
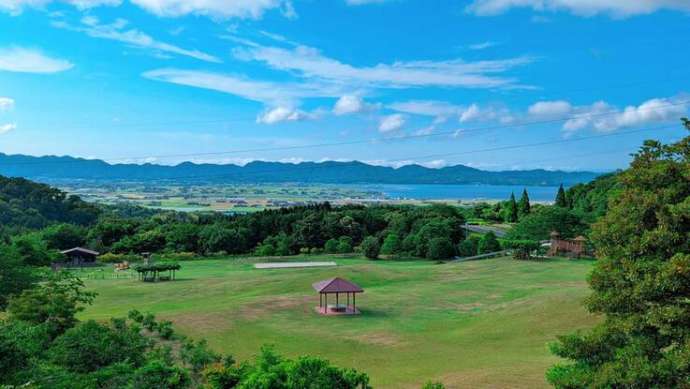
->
233, 43, 533, 90
143, 68, 345, 106
129, 0, 295, 19
333, 95, 378, 115
0, 123, 16, 134
53, 17, 220, 63
0, 0, 119, 15
378, 114, 406, 133
0, 97, 14, 111
528, 100, 573, 117
466, 0, 690, 18
256, 106, 315, 124
468, 41, 499, 50
562, 96, 689, 135
459, 104, 481, 122
0, 47, 73, 73
389, 100, 513, 124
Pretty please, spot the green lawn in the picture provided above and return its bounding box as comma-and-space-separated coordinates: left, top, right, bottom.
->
80, 257, 598, 388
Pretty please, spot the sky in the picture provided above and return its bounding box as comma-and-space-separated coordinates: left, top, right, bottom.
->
0, 0, 689, 172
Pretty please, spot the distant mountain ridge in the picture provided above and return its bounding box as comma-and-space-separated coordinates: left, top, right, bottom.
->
0, 153, 601, 186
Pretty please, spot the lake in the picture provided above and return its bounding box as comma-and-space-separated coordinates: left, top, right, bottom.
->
356, 184, 561, 202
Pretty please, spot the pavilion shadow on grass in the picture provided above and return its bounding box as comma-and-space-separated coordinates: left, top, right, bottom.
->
312, 277, 363, 315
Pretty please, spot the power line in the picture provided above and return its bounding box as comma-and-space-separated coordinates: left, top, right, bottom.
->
2, 100, 689, 167
20, 123, 677, 184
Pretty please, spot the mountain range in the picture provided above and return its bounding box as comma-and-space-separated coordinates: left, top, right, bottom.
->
0, 153, 601, 186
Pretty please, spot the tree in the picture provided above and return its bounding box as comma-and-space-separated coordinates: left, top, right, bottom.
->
7, 272, 96, 338
518, 189, 531, 219
457, 236, 480, 257
426, 237, 455, 260
507, 206, 587, 241
504, 193, 518, 223
478, 232, 501, 254
547, 120, 690, 387
42, 223, 87, 250
360, 237, 380, 260
555, 184, 568, 207
324, 238, 339, 254
48, 319, 148, 373
380, 233, 401, 255
131, 359, 191, 389
0, 244, 37, 309
336, 236, 354, 254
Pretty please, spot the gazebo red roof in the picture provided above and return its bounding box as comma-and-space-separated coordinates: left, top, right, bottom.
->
312, 277, 363, 293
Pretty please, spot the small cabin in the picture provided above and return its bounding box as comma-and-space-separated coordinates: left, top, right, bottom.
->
60, 247, 100, 265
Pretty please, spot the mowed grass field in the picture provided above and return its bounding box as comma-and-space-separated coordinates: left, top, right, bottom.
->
79, 257, 598, 388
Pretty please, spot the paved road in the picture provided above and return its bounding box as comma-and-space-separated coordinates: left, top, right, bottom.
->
462, 224, 509, 237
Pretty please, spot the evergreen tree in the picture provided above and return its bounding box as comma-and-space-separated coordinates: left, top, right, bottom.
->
504, 193, 518, 223
547, 120, 690, 388
517, 189, 531, 219
555, 184, 568, 207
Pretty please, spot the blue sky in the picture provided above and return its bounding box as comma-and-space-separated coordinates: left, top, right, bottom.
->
0, 0, 688, 172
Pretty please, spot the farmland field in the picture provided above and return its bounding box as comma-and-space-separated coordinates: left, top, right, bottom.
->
80, 257, 598, 388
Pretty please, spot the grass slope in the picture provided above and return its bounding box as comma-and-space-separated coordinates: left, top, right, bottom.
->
80, 257, 597, 388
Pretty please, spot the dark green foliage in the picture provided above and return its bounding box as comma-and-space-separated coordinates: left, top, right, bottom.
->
131, 359, 191, 389
42, 223, 88, 250
128, 309, 145, 323
547, 121, 690, 387
0, 175, 99, 230
11, 233, 58, 266
142, 312, 157, 331
0, 243, 37, 309
426, 237, 455, 260
49, 319, 149, 373
555, 184, 568, 207
508, 206, 587, 241
239, 346, 371, 389
564, 173, 620, 224
505, 192, 519, 222
157, 320, 175, 339
478, 232, 501, 254
518, 189, 531, 219
380, 233, 401, 255
337, 236, 354, 254
180, 339, 221, 373
361, 236, 380, 259
457, 235, 480, 257
7, 272, 96, 338
324, 238, 339, 254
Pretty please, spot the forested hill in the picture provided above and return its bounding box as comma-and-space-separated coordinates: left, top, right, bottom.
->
0, 175, 100, 230
0, 153, 600, 186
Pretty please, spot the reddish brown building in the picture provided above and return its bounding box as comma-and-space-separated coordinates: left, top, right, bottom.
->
548, 231, 587, 258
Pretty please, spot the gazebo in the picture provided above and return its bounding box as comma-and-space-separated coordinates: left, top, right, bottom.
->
312, 277, 363, 315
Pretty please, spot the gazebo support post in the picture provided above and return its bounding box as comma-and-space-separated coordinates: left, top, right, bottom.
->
353, 293, 356, 311
336, 292, 339, 308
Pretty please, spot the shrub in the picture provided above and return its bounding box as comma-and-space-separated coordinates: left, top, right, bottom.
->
128, 309, 144, 323
426, 237, 455, 260
336, 236, 354, 254
99, 252, 143, 264
142, 313, 157, 332
131, 359, 191, 389
380, 233, 401, 255
505, 240, 540, 260
478, 232, 501, 254
324, 238, 339, 254
360, 237, 380, 260
457, 236, 480, 257
157, 320, 175, 340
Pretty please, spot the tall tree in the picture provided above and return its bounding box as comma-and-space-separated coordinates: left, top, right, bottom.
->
547, 120, 690, 388
517, 189, 531, 218
554, 184, 568, 207
505, 193, 519, 223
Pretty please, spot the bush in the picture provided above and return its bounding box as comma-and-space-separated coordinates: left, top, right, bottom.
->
478, 232, 501, 254
360, 237, 380, 260
142, 313, 157, 332
99, 252, 143, 264
131, 359, 191, 389
426, 237, 455, 260
157, 320, 175, 340
381, 233, 401, 255
457, 236, 480, 257
324, 238, 339, 254
336, 236, 354, 254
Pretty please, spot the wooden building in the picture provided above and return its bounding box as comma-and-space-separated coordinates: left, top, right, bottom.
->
60, 247, 100, 265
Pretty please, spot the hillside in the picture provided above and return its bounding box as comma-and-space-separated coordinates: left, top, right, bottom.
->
0, 153, 600, 186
